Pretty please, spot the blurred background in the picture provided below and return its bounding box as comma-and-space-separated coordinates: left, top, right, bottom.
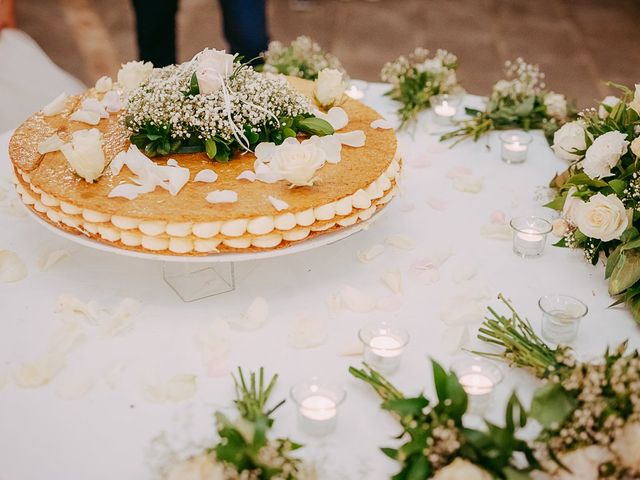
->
10, 0, 640, 106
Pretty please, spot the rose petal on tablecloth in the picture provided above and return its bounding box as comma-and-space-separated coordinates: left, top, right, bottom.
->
227, 297, 269, 331
38, 249, 70, 271
104, 362, 127, 390
0, 250, 27, 283
338, 285, 377, 313
427, 196, 448, 211
54, 371, 95, 400
49, 319, 85, 354
452, 174, 483, 193
480, 223, 512, 240
381, 271, 403, 294
288, 314, 327, 349
102, 298, 141, 336
357, 244, 385, 262
450, 261, 478, 283
386, 234, 416, 250
13, 352, 66, 388
193, 169, 218, 183
142, 374, 197, 404
338, 340, 364, 357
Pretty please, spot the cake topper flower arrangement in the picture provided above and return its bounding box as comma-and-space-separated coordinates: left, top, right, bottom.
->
123, 49, 334, 162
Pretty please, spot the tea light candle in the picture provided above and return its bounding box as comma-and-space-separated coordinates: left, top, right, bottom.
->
539, 294, 588, 344
510, 216, 552, 258
291, 379, 345, 436
359, 321, 410, 373
431, 93, 461, 126
500, 131, 533, 164
452, 358, 503, 414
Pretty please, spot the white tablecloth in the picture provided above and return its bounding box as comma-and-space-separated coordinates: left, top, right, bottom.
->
1, 85, 638, 480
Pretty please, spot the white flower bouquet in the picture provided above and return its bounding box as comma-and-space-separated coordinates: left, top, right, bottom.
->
123, 49, 334, 162
477, 295, 640, 479
547, 83, 640, 322
380, 48, 460, 129
261, 36, 346, 81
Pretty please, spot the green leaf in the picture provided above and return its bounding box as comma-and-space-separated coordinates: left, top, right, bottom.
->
530, 383, 577, 429
514, 95, 535, 117
626, 294, 640, 326
380, 447, 399, 460
503, 467, 533, 480
605, 244, 623, 279
544, 195, 566, 211
295, 117, 335, 136
565, 173, 608, 188
385, 396, 429, 418
204, 138, 217, 159
431, 360, 448, 403
405, 455, 430, 480
188, 72, 200, 96
609, 249, 640, 295
608, 179, 627, 195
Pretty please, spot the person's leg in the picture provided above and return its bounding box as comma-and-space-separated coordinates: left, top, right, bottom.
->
217, 0, 269, 64
131, 0, 179, 67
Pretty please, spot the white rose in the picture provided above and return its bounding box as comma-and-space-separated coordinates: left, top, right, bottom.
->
195, 49, 235, 95
165, 453, 225, 480
630, 136, 640, 158
544, 92, 568, 120
314, 68, 346, 108
60, 129, 106, 183
117, 61, 153, 92
270, 142, 326, 187
611, 422, 640, 471
598, 95, 620, 119
552, 121, 589, 162
555, 446, 613, 480
582, 131, 629, 179
628, 83, 640, 114
94, 76, 113, 93
432, 458, 492, 480
552, 218, 569, 237
574, 192, 628, 242
562, 187, 581, 225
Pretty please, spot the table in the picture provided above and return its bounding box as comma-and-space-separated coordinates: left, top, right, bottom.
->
1, 85, 638, 480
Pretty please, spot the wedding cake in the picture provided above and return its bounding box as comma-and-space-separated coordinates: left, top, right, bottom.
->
8, 50, 399, 255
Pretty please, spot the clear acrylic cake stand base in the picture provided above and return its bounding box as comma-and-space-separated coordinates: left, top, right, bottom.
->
162, 262, 236, 302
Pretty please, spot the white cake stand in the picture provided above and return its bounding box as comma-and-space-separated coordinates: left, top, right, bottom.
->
26, 206, 388, 301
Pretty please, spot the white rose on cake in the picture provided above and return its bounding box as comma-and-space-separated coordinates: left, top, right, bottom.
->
598, 95, 620, 119
544, 92, 568, 120
195, 49, 235, 94
117, 60, 153, 92
611, 421, 640, 471
628, 83, 640, 115
60, 129, 106, 183
582, 131, 629, 179
555, 445, 613, 480
314, 68, 346, 109
432, 459, 491, 480
270, 141, 326, 187
552, 121, 589, 162
574, 192, 628, 242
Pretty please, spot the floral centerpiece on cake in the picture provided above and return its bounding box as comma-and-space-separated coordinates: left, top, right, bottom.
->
349, 360, 537, 479
441, 58, 572, 144
381, 48, 460, 129
123, 49, 334, 162
162, 368, 314, 480
476, 295, 640, 478
261, 36, 346, 81
546, 83, 640, 322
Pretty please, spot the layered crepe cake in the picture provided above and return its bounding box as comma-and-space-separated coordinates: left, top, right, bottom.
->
8, 60, 399, 256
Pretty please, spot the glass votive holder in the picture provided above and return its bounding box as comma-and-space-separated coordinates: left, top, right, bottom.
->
500, 131, 533, 164
431, 92, 463, 126
290, 378, 346, 436
539, 294, 588, 344
451, 357, 503, 414
358, 321, 410, 374
510, 216, 552, 258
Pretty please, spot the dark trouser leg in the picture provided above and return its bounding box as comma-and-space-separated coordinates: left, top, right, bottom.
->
131, 0, 179, 67
217, 0, 269, 64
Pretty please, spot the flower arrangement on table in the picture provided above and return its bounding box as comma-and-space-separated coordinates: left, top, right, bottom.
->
163, 368, 314, 480
441, 58, 572, 144
123, 49, 335, 162
546, 83, 640, 322
380, 48, 460, 129
261, 35, 347, 81
349, 360, 537, 479
477, 295, 640, 479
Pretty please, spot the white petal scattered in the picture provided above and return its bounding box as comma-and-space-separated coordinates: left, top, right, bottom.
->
228, 297, 268, 331
381, 271, 403, 294
440, 296, 484, 326
288, 314, 327, 349
194, 169, 218, 183
451, 262, 478, 283
166, 159, 179, 167
13, 353, 66, 388
143, 374, 197, 404
410, 259, 441, 285
338, 340, 364, 356
335, 130, 366, 147
480, 223, 513, 240
0, 250, 27, 283
108, 183, 154, 200
55, 372, 95, 400
55, 294, 89, 317
447, 166, 473, 179
338, 285, 377, 313
490, 210, 507, 224
427, 197, 448, 211
357, 244, 385, 262
102, 90, 122, 112
385, 234, 416, 250
37, 133, 65, 154
314, 107, 349, 130
110, 150, 126, 176
453, 174, 483, 193
268, 195, 289, 211
371, 119, 394, 130
49, 320, 85, 353
38, 249, 70, 271
94, 76, 113, 93
442, 326, 470, 354
303, 135, 342, 163
102, 298, 141, 336
196, 319, 231, 365
206, 190, 238, 204
105, 362, 127, 390
69, 109, 101, 125
80, 97, 109, 118
236, 170, 256, 182
42, 92, 68, 116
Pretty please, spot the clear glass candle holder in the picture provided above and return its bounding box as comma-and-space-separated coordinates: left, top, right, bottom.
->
358, 321, 410, 374
290, 378, 346, 436
451, 357, 503, 414
431, 91, 464, 126
539, 294, 588, 344
510, 216, 552, 258
500, 131, 533, 164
